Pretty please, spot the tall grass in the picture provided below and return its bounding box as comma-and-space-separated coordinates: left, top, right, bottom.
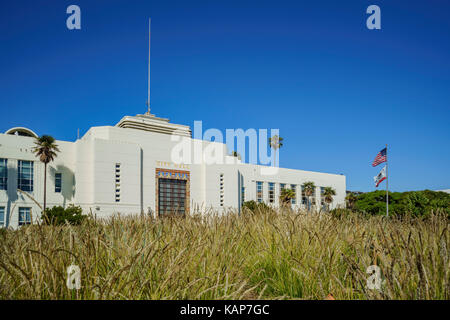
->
0, 209, 448, 299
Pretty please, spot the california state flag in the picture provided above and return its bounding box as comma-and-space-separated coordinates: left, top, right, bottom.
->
374, 166, 387, 187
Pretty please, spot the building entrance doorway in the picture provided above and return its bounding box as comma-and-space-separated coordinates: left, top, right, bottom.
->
156, 168, 190, 216
158, 178, 187, 215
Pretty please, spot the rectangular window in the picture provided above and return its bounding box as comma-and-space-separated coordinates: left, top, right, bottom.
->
115, 163, 121, 202
219, 174, 224, 206
301, 187, 308, 205
320, 187, 326, 208
256, 181, 263, 203
301, 187, 316, 206
18, 207, 31, 226
241, 186, 245, 206
268, 182, 275, 203
0, 207, 4, 227
55, 173, 62, 193
291, 184, 297, 204
280, 183, 286, 193
0, 158, 7, 190
18, 160, 33, 192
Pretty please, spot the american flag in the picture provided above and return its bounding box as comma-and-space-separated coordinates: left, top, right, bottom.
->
372, 147, 387, 167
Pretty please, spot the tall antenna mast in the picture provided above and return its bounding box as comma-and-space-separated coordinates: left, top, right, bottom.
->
146, 18, 151, 114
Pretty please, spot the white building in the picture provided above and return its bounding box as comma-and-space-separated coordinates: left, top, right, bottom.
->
0, 112, 346, 228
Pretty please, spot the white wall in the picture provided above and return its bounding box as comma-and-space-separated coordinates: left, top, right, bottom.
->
236, 164, 346, 211
0, 123, 346, 228
0, 134, 75, 227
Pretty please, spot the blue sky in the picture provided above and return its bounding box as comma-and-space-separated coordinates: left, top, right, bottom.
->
0, 0, 449, 192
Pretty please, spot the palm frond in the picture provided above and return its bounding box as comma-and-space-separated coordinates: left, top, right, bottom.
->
33, 135, 60, 164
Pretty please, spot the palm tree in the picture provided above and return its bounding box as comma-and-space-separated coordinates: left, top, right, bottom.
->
302, 181, 316, 212
268, 135, 283, 166
322, 187, 336, 211
345, 192, 358, 210
280, 188, 295, 207
32, 135, 60, 214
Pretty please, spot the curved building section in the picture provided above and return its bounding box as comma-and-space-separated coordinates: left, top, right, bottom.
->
5, 127, 38, 138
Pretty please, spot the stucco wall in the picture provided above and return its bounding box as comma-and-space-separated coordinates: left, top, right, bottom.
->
0, 124, 346, 228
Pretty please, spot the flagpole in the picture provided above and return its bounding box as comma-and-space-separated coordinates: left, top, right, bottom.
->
386, 144, 389, 217
146, 18, 151, 114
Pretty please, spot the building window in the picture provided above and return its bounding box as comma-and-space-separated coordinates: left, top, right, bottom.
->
55, 173, 62, 193
0, 207, 4, 227
268, 182, 275, 203
291, 184, 297, 204
18, 207, 31, 226
18, 160, 33, 192
320, 187, 326, 208
256, 181, 263, 203
0, 158, 7, 190
115, 163, 121, 202
158, 178, 187, 215
241, 186, 245, 206
301, 187, 316, 206
301, 187, 307, 205
220, 174, 224, 207
280, 183, 288, 205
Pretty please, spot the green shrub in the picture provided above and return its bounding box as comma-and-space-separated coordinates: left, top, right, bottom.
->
242, 200, 258, 212
353, 190, 450, 217
242, 200, 274, 214
330, 208, 354, 219
42, 204, 86, 225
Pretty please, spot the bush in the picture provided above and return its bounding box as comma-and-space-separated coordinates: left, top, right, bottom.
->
353, 190, 450, 217
242, 200, 274, 214
330, 208, 354, 219
42, 205, 86, 225
242, 200, 258, 212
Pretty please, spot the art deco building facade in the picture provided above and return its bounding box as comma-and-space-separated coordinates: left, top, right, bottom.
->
0, 113, 346, 228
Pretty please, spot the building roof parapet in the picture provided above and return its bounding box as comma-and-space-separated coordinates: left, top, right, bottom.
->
115, 113, 191, 138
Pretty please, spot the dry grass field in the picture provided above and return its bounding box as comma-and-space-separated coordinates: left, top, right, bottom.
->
0, 209, 448, 299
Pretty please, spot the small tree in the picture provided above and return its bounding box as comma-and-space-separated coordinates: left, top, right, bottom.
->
268, 135, 283, 166
280, 188, 295, 207
302, 181, 316, 212
345, 192, 358, 209
322, 187, 336, 211
32, 135, 60, 214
